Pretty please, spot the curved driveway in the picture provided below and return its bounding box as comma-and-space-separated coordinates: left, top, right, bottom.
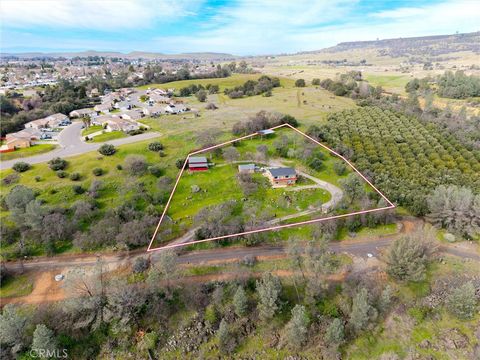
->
0, 122, 161, 170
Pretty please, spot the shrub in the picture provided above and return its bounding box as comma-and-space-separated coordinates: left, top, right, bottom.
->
116, 164, 123, 170
205, 102, 218, 110
308, 157, 323, 171
204, 304, 218, 325
148, 165, 163, 177
295, 79, 306, 87
312, 78, 320, 85
148, 141, 164, 152
2, 173, 19, 186
98, 143, 116, 156
196, 89, 207, 102
158, 150, 166, 157
34, 176, 42, 182
175, 159, 185, 169
12, 162, 30, 173
333, 162, 347, 176
92, 168, 104, 176
70, 172, 81, 181
56, 170, 68, 178
124, 155, 148, 175
133, 257, 150, 273
48, 157, 67, 171
72, 185, 85, 194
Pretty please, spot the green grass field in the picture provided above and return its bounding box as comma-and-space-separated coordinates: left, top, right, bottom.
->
363, 73, 410, 94
0, 144, 57, 161
89, 131, 127, 142
0, 274, 34, 298
81, 125, 103, 136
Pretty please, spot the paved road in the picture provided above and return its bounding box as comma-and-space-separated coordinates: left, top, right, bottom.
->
0, 122, 161, 170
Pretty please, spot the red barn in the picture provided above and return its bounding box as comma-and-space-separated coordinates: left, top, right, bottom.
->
188, 156, 208, 171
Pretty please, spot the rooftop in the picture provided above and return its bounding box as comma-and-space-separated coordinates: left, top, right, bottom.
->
189, 156, 208, 164
268, 167, 296, 177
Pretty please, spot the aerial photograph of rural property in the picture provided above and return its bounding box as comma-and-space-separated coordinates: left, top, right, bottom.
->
0, 1, 479, 359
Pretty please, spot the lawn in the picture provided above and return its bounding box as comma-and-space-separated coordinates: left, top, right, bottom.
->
363, 73, 410, 94
89, 131, 127, 142
81, 125, 103, 136
154, 127, 361, 245
0, 274, 34, 298
0, 144, 57, 161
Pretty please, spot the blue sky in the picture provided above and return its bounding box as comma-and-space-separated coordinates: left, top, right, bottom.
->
1, 0, 479, 55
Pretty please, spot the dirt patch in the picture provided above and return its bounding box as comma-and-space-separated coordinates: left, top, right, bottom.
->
2, 270, 66, 305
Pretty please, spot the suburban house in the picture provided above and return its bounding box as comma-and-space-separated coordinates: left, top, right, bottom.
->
69, 108, 96, 118
4, 133, 32, 150
120, 109, 144, 121
24, 118, 50, 129
114, 100, 133, 111
104, 117, 140, 132
142, 105, 165, 117
265, 167, 297, 187
165, 103, 188, 114
94, 103, 112, 113
24, 113, 68, 130
188, 156, 208, 171
46, 113, 69, 125
238, 164, 255, 173
149, 93, 171, 103
90, 115, 113, 126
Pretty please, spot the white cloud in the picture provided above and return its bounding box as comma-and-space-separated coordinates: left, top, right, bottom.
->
0, 0, 201, 31
1, 0, 479, 54
153, 0, 480, 54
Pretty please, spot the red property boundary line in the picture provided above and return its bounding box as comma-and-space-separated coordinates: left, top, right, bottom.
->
147, 123, 395, 252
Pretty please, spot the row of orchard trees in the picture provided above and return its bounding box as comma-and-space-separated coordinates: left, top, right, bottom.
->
309, 107, 480, 216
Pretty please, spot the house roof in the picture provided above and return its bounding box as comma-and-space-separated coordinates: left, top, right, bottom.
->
189, 156, 208, 164
238, 164, 255, 171
46, 113, 68, 122
268, 167, 296, 177
258, 129, 275, 135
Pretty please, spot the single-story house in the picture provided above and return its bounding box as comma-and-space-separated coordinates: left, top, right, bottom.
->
149, 93, 171, 103
188, 156, 208, 171
104, 118, 140, 132
165, 104, 188, 114
94, 103, 112, 113
265, 167, 297, 187
90, 115, 114, 126
142, 105, 166, 117
69, 108, 96, 118
24, 118, 50, 129
114, 100, 133, 111
152, 88, 168, 96
120, 109, 144, 121
4, 134, 31, 150
45, 113, 69, 127
238, 164, 255, 173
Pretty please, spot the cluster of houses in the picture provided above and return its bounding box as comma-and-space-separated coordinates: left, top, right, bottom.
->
1, 113, 71, 151
188, 156, 297, 188
1, 85, 193, 152
75, 87, 190, 135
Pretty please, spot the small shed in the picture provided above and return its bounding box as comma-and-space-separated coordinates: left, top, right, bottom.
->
258, 129, 275, 136
238, 164, 255, 173
188, 156, 208, 171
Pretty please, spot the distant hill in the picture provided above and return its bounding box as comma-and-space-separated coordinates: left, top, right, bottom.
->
1, 50, 237, 61
302, 31, 480, 59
